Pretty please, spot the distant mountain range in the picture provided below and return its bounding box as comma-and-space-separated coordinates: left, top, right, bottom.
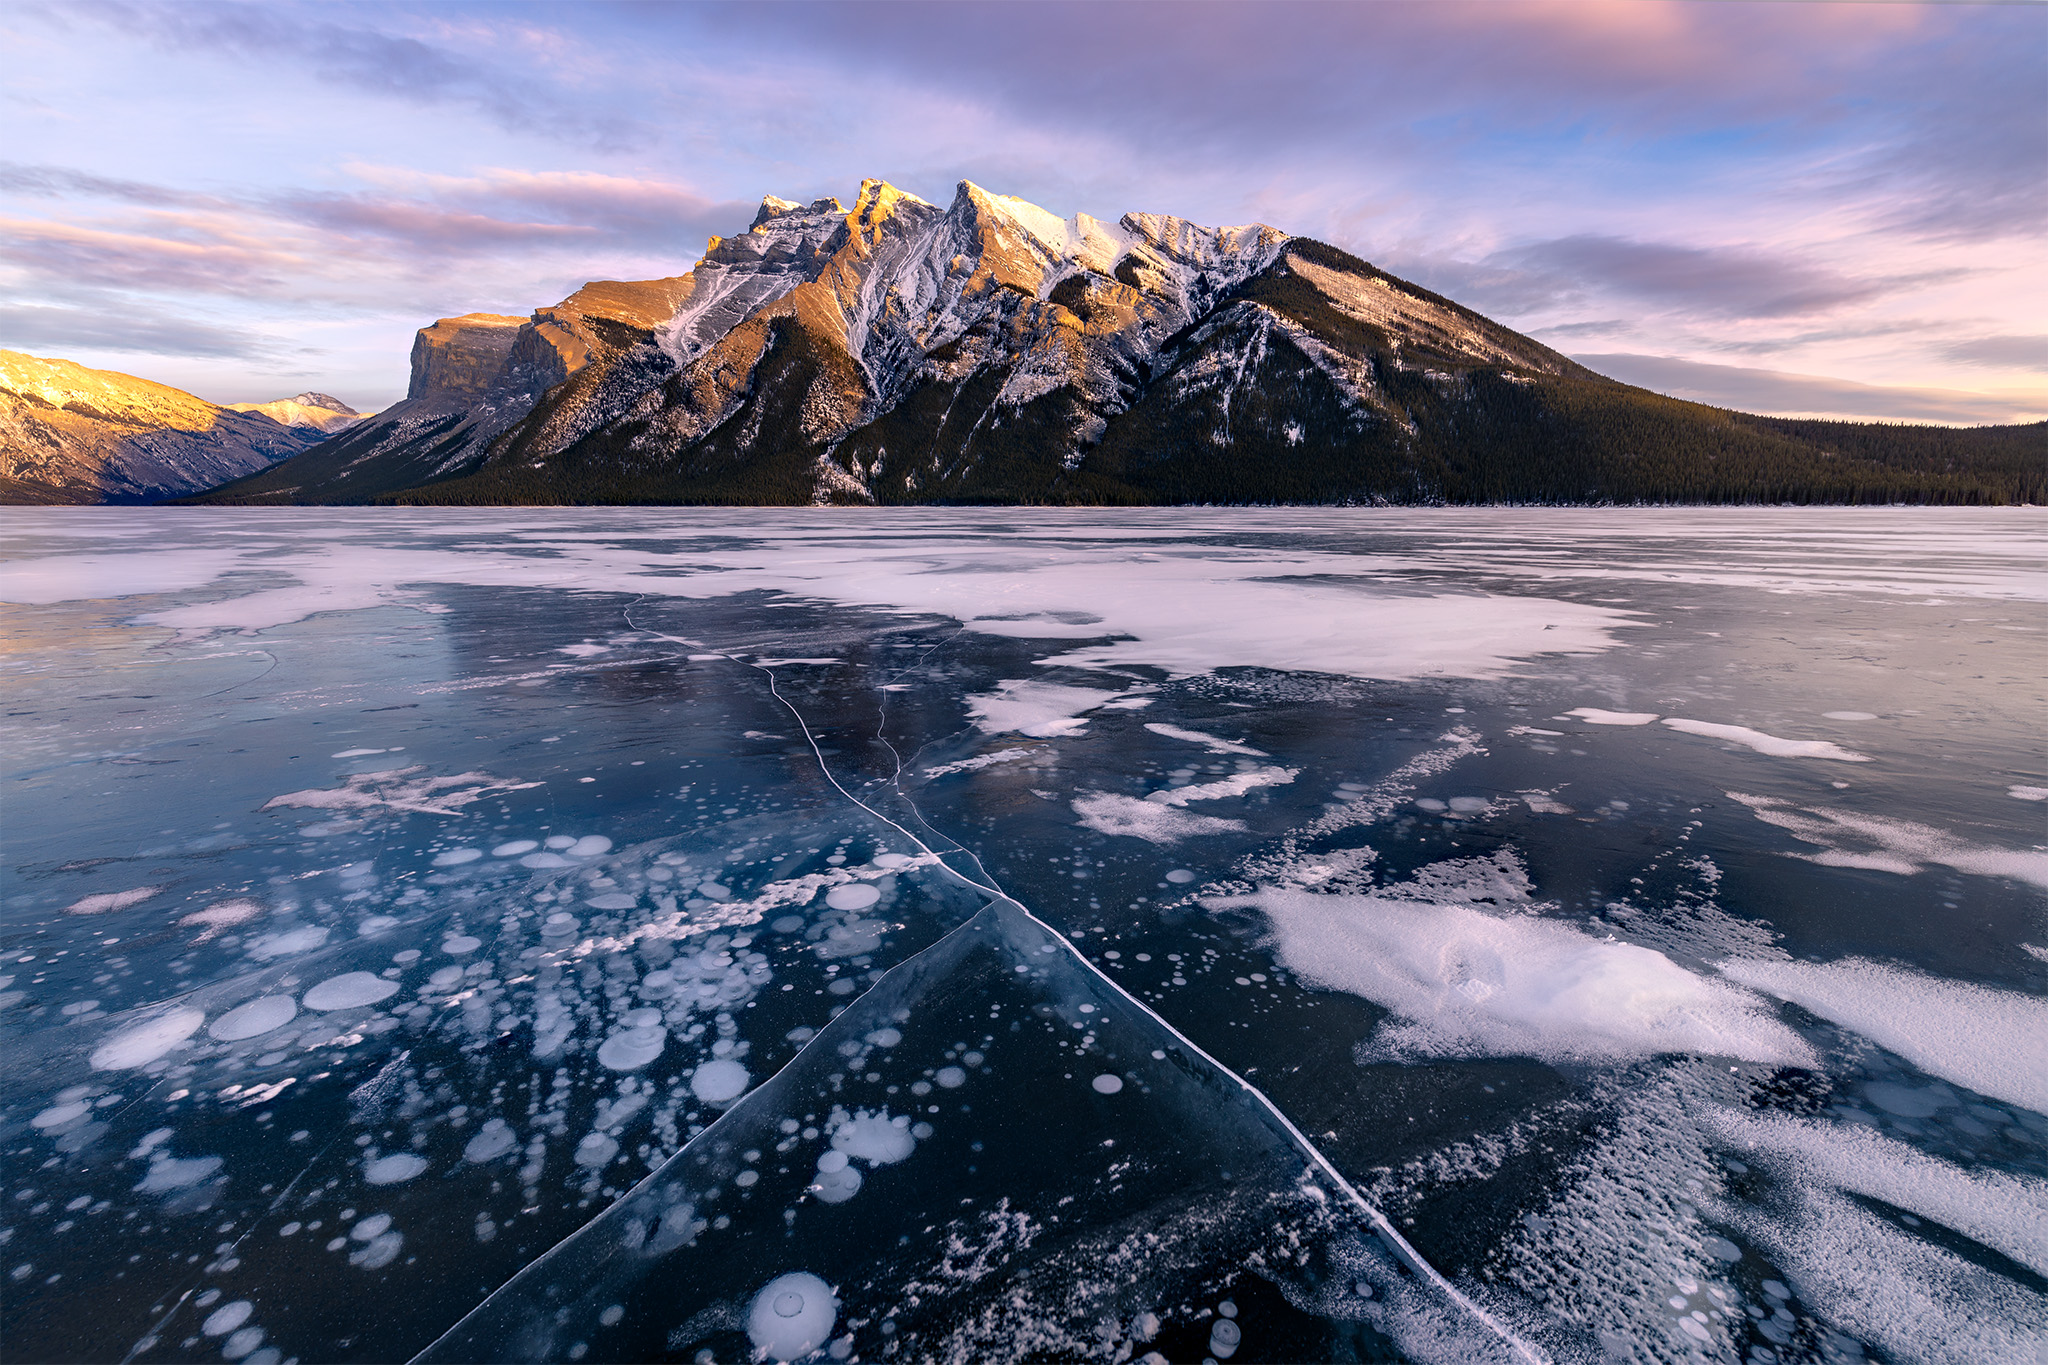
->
0, 350, 373, 504
10, 181, 2040, 508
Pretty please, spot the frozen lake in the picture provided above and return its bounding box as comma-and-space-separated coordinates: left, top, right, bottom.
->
2, 507, 2043, 1364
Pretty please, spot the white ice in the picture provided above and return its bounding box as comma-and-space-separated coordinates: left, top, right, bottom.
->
597, 1025, 667, 1071
1564, 708, 1659, 726
1716, 956, 2048, 1114
1661, 719, 1869, 762
1222, 888, 1812, 1066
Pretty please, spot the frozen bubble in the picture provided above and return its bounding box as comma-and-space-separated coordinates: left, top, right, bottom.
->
441, 935, 482, 955
542, 912, 580, 934
91, 1007, 205, 1070
622, 1007, 663, 1028
586, 893, 637, 910
747, 1272, 838, 1362
202, 1301, 254, 1337
209, 996, 298, 1042
817, 1149, 849, 1174
356, 916, 400, 937
1704, 1235, 1743, 1262
1209, 1317, 1242, 1358
1824, 711, 1878, 721
464, 1118, 518, 1164
871, 853, 913, 869
304, 972, 399, 1011
349, 1231, 403, 1269
1762, 1280, 1791, 1300
244, 926, 329, 961
432, 849, 483, 867
771, 916, 805, 934
600, 1305, 624, 1328
428, 965, 463, 989
568, 835, 613, 858
546, 836, 577, 850
522, 853, 572, 869
1163, 869, 1197, 884
222, 1326, 266, 1360
865, 1027, 902, 1047
575, 1133, 619, 1168
832, 1111, 915, 1165
136, 1153, 222, 1193
935, 1066, 967, 1089
1414, 798, 1448, 812
363, 1153, 428, 1185
492, 840, 538, 857
690, 1059, 750, 1103
597, 1026, 666, 1071
825, 884, 880, 911
697, 882, 733, 901
1091, 1073, 1125, 1094
392, 949, 420, 964
351, 1213, 392, 1241
808, 1165, 862, 1203
31, 1101, 90, 1130
1447, 796, 1490, 813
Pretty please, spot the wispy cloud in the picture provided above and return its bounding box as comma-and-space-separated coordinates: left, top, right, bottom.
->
1578, 353, 2046, 426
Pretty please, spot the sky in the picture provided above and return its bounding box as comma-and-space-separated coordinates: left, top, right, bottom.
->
1, 0, 2042, 424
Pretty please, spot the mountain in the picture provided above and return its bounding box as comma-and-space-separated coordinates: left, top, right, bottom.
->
0, 351, 342, 505
224, 392, 373, 434
185, 182, 2043, 508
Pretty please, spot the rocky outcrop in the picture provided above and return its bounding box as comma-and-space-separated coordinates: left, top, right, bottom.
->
0, 351, 326, 504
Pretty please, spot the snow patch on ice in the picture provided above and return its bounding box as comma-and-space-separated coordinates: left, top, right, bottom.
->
1730, 792, 2048, 889
1072, 793, 1250, 845
1222, 882, 1811, 1066
1715, 956, 2048, 1114
1661, 719, 1869, 762
1143, 722, 1268, 756
65, 886, 162, 916
1144, 766, 1296, 806
1564, 708, 1658, 726
966, 680, 1127, 737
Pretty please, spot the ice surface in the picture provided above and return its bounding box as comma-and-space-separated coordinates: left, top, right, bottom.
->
6, 507, 2042, 1365
1717, 956, 2048, 1113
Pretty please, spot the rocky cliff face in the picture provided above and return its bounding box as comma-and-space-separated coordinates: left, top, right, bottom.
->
0, 351, 328, 504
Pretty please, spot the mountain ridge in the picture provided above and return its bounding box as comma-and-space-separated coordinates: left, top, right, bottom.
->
81, 178, 2048, 507
0, 351, 361, 505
